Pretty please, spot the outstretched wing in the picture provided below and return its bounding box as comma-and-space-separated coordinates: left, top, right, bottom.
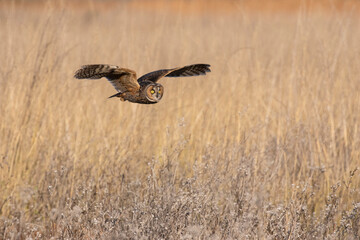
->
74, 64, 140, 93
137, 64, 211, 84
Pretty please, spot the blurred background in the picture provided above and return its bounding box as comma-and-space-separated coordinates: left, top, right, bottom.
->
0, 0, 359, 239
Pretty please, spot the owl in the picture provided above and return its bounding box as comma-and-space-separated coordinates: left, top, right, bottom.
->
74, 64, 211, 104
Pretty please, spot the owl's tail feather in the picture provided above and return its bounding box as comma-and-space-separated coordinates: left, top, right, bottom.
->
108, 92, 123, 98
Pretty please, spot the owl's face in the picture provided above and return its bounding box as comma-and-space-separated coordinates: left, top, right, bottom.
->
145, 83, 164, 103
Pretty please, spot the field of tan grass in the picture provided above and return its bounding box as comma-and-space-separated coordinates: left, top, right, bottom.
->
0, 0, 359, 239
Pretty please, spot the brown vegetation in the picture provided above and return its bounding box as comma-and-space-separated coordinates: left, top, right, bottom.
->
0, 0, 359, 239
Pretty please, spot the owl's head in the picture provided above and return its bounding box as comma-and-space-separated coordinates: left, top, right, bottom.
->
145, 83, 164, 103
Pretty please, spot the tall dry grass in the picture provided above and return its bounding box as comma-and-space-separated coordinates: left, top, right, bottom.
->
0, 1, 359, 239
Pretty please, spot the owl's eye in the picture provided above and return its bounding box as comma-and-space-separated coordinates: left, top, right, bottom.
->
150, 90, 155, 94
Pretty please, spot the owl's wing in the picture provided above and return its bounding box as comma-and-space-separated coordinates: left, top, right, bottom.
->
137, 64, 211, 84
74, 64, 140, 93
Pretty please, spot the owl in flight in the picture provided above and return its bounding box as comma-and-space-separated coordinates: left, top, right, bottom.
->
74, 64, 211, 104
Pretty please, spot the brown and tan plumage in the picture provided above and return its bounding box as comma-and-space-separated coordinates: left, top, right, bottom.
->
74, 64, 211, 104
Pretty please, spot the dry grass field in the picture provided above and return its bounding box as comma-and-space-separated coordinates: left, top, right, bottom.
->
0, 0, 360, 239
